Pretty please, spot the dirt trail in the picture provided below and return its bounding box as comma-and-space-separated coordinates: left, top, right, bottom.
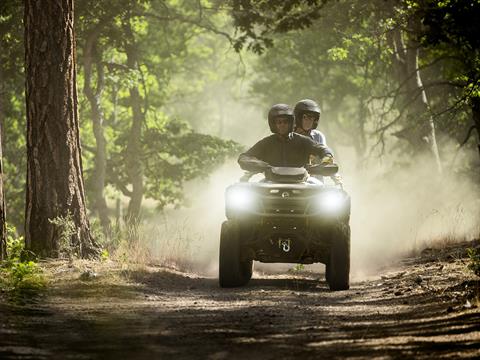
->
1, 242, 479, 359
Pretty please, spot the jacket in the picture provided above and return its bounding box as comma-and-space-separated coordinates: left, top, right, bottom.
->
238, 132, 333, 172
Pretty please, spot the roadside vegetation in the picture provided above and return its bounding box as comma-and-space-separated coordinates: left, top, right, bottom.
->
0, 225, 46, 296
467, 247, 480, 277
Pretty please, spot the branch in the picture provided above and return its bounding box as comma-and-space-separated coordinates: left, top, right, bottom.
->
82, 144, 96, 154
369, 55, 464, 102
134, 11, 233, 43
111, 179, 132, 198
104, 62, 130, 72
460, 125, 477, 147
422, 80, 466, 89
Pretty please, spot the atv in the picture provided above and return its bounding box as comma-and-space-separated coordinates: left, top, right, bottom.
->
218, 164, 351, 291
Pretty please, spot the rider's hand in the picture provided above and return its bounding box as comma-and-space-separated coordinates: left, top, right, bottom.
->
332, 174, 343, 185
320, 155, 334, 165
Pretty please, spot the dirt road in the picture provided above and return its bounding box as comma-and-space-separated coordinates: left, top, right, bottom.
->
1, 242, 479, 359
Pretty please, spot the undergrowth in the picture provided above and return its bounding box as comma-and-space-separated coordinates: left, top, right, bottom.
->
49, 213, 78, 259
467, 247, 480, 277
97, 217, 197, 272
0, 225, 46, 295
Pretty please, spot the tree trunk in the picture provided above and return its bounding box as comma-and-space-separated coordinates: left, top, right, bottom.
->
472, 96, 480, 160
24, 0, 98, 258
405, 17, 442, 173
0, 59, 6, 260
124, 24, 144, 224
353, 95, 368, 167
83, 30, 110, 233
0, 122, 6, 261
388, 21, 442, 173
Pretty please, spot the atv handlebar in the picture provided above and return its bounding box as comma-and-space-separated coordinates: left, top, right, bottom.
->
306, 163, 339, 176
240, 163, 339, 182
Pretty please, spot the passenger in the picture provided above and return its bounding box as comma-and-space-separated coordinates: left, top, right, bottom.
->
294, 99, 342, 185
294, 99, 327, 147
238, 104, 334, 173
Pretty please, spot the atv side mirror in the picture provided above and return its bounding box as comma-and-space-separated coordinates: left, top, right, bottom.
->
308, 164, 339, 176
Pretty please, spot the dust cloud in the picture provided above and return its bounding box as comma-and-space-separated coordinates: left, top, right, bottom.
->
345, 148, 480, 280
144, 142, 479, 281
145, 162, 243, 276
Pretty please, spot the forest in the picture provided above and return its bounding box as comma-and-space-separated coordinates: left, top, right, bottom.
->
1, 0, 479, 358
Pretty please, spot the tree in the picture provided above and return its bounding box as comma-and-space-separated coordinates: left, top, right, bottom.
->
0, 121, 6, 260
419, 0, 480, 159
82, 16, 111, 232
24, 0, 98, 257
75, 0, 242, 224
385, 6, 442, 172
1, 1, 246, 237
229, 0, 480, 171
0, 2, 27, 232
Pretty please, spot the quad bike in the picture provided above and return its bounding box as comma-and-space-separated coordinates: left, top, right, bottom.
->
219, 164, 351, 291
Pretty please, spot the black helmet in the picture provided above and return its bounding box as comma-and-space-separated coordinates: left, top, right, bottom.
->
267, 103, 294, 133
294, 99, 321, 130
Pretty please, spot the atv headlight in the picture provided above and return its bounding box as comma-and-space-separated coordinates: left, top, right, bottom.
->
227, 187, 256, 210
316, 191, 346, 213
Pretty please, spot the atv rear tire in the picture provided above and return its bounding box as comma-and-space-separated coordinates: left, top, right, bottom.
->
219, 221, 253, 287
328, 222, 350, 291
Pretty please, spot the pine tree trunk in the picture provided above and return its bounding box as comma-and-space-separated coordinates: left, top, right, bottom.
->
24, 0, 98, 258
83, 31, 110, 233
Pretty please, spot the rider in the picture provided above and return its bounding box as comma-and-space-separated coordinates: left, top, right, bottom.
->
238, 104, 334, 172
294, 99, 343, 184
294, 99, 326, 146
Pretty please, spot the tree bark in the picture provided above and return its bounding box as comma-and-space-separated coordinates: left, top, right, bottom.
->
123, 21, 144, 224
471, 96, 480, 160
388, 21, 442, 173
83, 28, 110, 233
352, 92, 368, 167
24, 0, 98, 258
405, 17, 442, 173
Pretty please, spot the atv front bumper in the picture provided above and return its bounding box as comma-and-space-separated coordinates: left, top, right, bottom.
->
237, 216, 343, 264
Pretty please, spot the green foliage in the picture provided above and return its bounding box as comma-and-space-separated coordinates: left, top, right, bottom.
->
49, 213, 78, 259
419, 1, 480, 91
231, 0, 327, 54
1, 2, 27, 231
75, 0, 245, 214
467, 247, 480, 277
327, 47, 349, 61
101, 249, 110, 261
0, 225, 46, 292
289, 264, 305, 272
109, 117, 243, 208
233, 0, 480, 164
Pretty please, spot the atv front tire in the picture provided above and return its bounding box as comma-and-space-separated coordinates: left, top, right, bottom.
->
219, 221, 253, 287
328, 222, 350, 291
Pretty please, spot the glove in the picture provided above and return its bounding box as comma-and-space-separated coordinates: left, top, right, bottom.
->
332, 174, 343, 185
320, 155, 334, 165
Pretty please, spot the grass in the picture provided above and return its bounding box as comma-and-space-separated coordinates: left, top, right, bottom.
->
467, 247, 480, 277
0, 226, 46, 298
